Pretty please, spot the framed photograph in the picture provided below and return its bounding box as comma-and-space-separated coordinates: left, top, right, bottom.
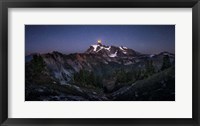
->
0, 0, 199, 126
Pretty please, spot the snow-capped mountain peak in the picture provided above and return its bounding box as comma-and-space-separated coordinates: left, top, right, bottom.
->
86, 42, 140, 58
91, 44, 99, 52
91, 43, 111, 52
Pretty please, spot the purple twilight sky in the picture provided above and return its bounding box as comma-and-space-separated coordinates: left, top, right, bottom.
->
25, 25, 175, 55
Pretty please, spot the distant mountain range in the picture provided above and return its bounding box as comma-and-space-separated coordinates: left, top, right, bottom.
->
25, 42, 175, 101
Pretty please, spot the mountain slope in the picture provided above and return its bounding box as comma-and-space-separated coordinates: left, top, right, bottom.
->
25, 43, 175, 101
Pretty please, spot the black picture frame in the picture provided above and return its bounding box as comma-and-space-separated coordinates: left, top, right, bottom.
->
0, 0, 199, 126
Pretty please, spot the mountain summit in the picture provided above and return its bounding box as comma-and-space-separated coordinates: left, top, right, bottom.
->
86, 40, 141, 57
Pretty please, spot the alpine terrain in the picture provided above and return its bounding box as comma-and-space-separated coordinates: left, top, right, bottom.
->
25, 41, 175, 101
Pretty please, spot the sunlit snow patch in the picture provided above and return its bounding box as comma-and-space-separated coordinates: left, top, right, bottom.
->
109, 51, 118, 57
92, 45, 99, 51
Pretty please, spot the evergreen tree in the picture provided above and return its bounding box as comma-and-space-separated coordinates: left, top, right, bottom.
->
161, 55, 171, 70
73, 70, 101, 88
116, 69, 127, 83
32, 55, 45, 75
145, 60, 155, 77
134, 68, 142, 80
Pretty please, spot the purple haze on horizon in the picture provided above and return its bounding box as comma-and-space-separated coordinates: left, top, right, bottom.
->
25, 25, 175, 55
